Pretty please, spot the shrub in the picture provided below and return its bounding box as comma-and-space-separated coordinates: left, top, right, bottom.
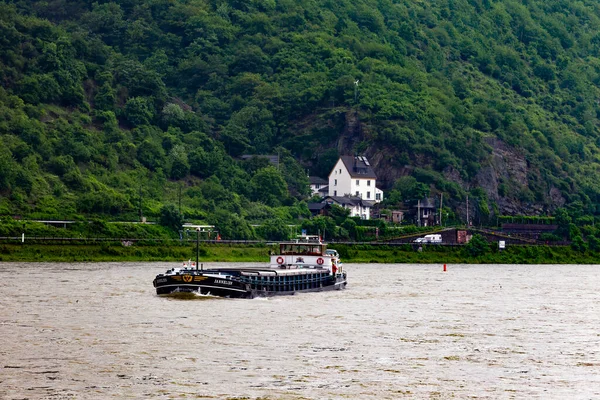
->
463, 234, 489, 257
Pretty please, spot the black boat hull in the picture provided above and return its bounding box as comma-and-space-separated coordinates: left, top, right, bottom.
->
153, 271, 347, 298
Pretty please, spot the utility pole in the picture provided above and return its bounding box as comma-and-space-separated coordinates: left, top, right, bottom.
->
178, 183, 182, 216
466, 195, 469, 227
139, 186, 143, 222
417, 199, 421, 227
439, 193, 443, 226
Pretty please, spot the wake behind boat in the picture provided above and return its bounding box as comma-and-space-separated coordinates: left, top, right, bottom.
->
153, 235, 347, 298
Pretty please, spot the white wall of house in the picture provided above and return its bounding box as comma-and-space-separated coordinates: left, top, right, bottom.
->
328, 159, 351, 197
349, 177, 377, 201
375, 187, 383, 202
349, 203, 370, 219
310, 183, 327, 196
334, 201, 371, 220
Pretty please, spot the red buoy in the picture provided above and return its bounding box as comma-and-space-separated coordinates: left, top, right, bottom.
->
443, 264, 447, 272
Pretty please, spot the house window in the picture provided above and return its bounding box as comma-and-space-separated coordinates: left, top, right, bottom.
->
367, 192, 371, 199
367, 180, 371, 186
339, 168, 342, 174
334, 190, 337, 196
315, 184, 320, 189
355, 191, 360, 197
334, 179, 337, 186
356, 180, 360, 186
376, 193, 381, 200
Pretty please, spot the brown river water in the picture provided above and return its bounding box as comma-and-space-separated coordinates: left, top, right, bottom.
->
1, 262, 599, 399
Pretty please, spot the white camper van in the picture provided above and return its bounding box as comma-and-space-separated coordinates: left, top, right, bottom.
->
413, 234, 442, 244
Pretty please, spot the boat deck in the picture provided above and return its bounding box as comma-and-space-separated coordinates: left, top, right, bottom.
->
170, 266, 329, 276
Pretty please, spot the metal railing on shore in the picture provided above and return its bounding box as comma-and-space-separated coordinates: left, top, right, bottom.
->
0, 236, 570, 247
0, 237, 263, 245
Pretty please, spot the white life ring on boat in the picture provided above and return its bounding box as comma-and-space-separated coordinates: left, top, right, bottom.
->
317, 257, 324, 265
276, 256, 284, 264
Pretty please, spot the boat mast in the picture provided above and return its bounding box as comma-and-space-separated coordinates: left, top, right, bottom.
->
196, 227, 200, 271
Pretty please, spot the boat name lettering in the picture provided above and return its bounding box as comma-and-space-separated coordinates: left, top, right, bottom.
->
156, 278, 167, 283
215, 279, 233, 285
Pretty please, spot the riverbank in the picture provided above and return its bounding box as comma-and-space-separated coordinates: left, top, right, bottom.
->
0, 242, 598, 264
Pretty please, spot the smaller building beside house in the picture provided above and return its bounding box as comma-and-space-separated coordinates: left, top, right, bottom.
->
322, 196, 375, 220
309, 176, 328, 197
307, 202, 329, 217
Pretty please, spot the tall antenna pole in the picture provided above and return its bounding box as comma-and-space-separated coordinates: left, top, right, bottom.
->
418, 199, 421, 227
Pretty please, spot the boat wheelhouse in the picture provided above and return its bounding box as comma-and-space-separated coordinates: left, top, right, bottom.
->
270, 235, 341, 271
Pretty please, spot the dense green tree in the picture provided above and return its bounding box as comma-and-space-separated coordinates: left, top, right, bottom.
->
301, 216, 337, 240
588, 235, 600, 252
256, 218, 291, 241
329, 204, 351, 225
250, 166, 288, 207
208, 209, 255, 240
167, 144, 190, 179
391, 177, 430, 203
554, 208, 571, 239
463, 234, 490, 257
161, 103, 185, 128
570, 235, 587, 253
0, 147, 16, 191
77, 189, 132, 215
125, 97, 155, 127
95, 82, 116, 111
137, 140, 166, 171
159, 204, 183, 232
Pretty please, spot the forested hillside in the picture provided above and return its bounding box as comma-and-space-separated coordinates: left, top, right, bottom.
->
2, 0, 600, 236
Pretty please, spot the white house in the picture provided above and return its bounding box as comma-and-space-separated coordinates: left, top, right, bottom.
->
328, 156, 383, 202
322, 195, 375, 220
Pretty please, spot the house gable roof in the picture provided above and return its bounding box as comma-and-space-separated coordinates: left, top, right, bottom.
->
309, 176, 328, 185
307, 202, 328, 211
340, 156, 377, 179
323, 196, 374, 208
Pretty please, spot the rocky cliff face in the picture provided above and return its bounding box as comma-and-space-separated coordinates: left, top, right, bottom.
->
476, 138, 565, 214
369, 133, 565, 216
